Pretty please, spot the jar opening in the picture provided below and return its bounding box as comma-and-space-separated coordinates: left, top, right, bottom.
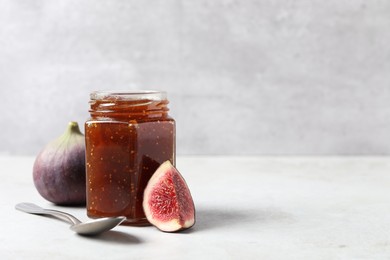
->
91, 91, 167, 101
89, 90, 170, 119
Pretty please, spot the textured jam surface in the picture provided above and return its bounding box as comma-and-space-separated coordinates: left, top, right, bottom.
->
85, 119, 175, 223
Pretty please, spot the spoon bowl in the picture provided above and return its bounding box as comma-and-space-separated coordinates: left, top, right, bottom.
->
70, 216, 126, 236
16, 202, 126, 236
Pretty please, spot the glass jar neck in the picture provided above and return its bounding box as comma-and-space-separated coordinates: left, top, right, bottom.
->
89, 91, 170, 120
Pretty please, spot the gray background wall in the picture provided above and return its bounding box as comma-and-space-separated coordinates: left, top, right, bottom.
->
1, 0, 389, 156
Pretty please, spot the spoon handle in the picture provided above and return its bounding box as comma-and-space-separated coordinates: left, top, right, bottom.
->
15, 202, 82, 225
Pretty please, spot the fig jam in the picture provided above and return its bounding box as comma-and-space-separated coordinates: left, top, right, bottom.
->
85, 91, 175, 225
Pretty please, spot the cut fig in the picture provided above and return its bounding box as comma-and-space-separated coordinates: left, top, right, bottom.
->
143, 161, 195, 232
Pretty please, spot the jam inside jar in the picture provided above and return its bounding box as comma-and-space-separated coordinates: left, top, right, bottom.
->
85, 91, 175, 225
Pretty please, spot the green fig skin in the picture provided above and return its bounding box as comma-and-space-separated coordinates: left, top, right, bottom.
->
33, 122, 86, 205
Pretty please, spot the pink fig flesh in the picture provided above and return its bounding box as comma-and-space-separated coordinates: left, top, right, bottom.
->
143, 161, 195, 232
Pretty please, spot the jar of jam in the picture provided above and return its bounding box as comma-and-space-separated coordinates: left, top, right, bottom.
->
85, 91, 175, 225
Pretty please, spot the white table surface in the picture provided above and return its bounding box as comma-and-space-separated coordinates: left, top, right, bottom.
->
1, 156, 390, 259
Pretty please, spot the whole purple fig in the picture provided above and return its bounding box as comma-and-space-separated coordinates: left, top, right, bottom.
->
33, 121, 86, 205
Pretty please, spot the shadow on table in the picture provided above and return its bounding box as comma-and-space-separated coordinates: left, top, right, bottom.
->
185, 206, 293, 233
80, 230, 143, 244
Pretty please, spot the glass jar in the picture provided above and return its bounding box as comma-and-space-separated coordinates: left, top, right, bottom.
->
85, 91, 175, 225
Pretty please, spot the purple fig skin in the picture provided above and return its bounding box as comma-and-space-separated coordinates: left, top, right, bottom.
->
33, 122, 86, 206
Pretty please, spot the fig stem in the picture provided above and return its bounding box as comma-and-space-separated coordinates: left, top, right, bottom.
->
66, 121, 83, 136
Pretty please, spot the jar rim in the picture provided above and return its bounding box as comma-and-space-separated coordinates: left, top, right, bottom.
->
90, 90, 167, 101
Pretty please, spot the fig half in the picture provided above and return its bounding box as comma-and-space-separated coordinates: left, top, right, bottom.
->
143, 161, 195, 232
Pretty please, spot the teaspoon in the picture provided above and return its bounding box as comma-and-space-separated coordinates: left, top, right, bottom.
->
16, 202, 126, 236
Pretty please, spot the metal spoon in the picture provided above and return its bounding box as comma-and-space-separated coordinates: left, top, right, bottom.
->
15, 202, 126, 236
